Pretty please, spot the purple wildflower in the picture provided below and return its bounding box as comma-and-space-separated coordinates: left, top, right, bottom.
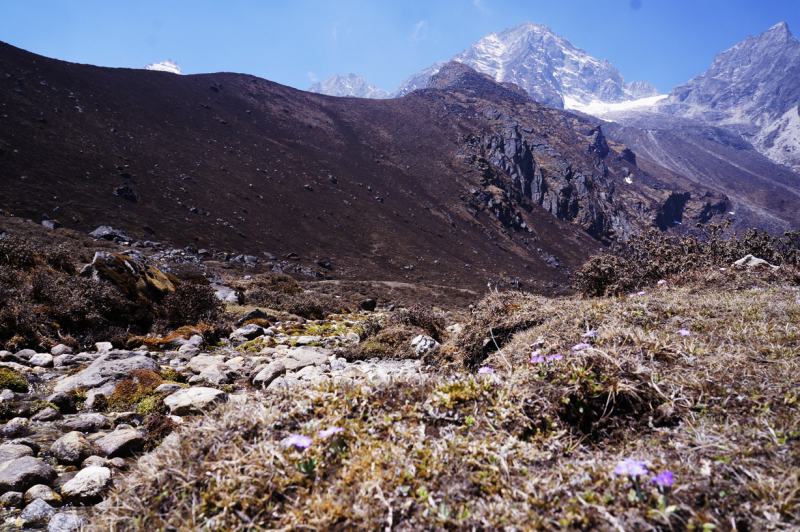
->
572, 342, 591, 351
530, 355, 544, 364
676, 329, 690, 336
614, 458, 649, 477
581, 331, 597, 338
477, 367, 493, 375
319, 427, 345, 438
720, 268, 727, 272
657, 280, 667, 285
628, 293, 637, 298
651, 470, 674, 487
546, 353, 564, 362
284, 435, 312, 449
637, 291, 646, 296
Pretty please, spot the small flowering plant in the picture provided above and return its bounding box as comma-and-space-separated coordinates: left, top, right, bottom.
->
284, 434, 312, 450
572, 342, 591, 351
477, 366, 493, 375
676, 329, 690, 337
614, 458, 649, 501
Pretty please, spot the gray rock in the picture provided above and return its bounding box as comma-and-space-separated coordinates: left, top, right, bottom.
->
7, 439, 39, 454
229, 324, 265, 342
50, 345, 73, 356
31, 407, 61, 422
14, 349, 36, 360
186, 355, 226, 374
81, 456, 107, 469
0, 389, 13, 401
60, 466, 111, 501
94, 429, 144, 458
18, 498, 56, 526
52, 355, 74, 368
252, 361, 286, 389
733, 254, 779, 270
235, 309, 269, 326
23, 484, 61, 505
51, 432, 95, 465
46, 392, 76, 414
199, 364, 229, 385
106, 457, 127, 470
283, 347, 332, 371
331, 358, 347, 371
2, 422, 30, 438
90, 226, 130, 240
345, 332, 360, 345
411, 335, 440, 356
295, 335, 321, 346
58, 413, 109, 433
0, 490, 22, 508
0, 457, 56, 494
53, 351, 160, 394
0, 445, 33, 465
163, 387, 228, 416
48, 512, 88, 532
155, 383, 185, 394
94, 342, 113, 353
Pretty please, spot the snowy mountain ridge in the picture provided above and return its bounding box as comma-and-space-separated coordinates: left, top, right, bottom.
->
307, 73, 389, 99
144, 59, 182, 75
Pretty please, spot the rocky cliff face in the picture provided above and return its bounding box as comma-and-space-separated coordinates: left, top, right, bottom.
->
308, 74, 389, 99
393, 22, 659, 108
657, 22, 800, 171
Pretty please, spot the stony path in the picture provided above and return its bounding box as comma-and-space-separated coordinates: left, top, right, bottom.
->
0, 311, 433, 531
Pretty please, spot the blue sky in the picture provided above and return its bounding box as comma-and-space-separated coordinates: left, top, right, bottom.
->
1, 0, 799, 94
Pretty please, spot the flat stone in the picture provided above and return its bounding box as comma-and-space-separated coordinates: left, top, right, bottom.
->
1, 422, 30, 438
58, 413, 109, 433
0, 445, 33, 465
283, 347, 332, 371
295, 335, 321, 346
23, 484, 61, 505
29, 354, 54, 367
155, 383, 184, 394
186, 355, 226, 374
7, 439, 39, 454
31, 407, 61, 422
14, 350, 36, 361
0, 457, 56, 494
94, 429, 144, 458
163, 387, 228, 416
229, 324, 265, 342
53, 352, 160, 394
60, 466, 111, 502
81, 456, 106, 469
252, 361, 286, 389
18, 498, 56, 526
0, 389, 14, 401
94, 342, 113, 353
199, 364, 229, 385
343, 367, 369, 379
48, 512, 89, 532
51, 432, 96, 465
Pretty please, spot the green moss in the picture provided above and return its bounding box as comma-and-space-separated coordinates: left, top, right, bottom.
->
0, 368, 28, 393
159, 367, 187, 384
30, 400, 57, 415
138, 395, 168, 415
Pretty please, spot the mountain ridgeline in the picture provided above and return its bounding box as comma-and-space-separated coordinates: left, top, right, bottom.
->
0, 41, 732, 294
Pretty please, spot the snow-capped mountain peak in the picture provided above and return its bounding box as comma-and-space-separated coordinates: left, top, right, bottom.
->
144, 59, 182, 75
391, 22, 659, 108
308, 74, 389, 99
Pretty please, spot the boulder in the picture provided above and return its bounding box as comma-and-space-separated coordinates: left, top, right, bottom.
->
14, 349, 36, 361
7, 439, 39, 455
163, 387, 228, 416
360, 299, 377, 312
60, 466, 111, 502
81, 456, 107, 469
252, 361, 286, 389
733, 254, 779, 270
95, 342, 113, 353
53, 351, 160, 394
0, 445, 33, 465
411, 335, 440, 356
23, 484, 61, 505
0, 457, 56, 494
295, 335, 321, 346
2, 422, 30, 438
155, 383, 184, 394
94, 430, 144, 458
46, 392, 76, 414
30, 407, 61, 422
48, 512, 88, 532
50, 345, 73, 356
235, 309, 269, 326
80, 250, 176, 306
50, 432, 95, 465
198, 364, 229, 385
186, 355, 226, 374
58, 413, 109, 433
345, 332, 360, 345
0, 491, 22, 507
18, 498, 56, 526
229, 324, 265, 342
89, 226, 130, 241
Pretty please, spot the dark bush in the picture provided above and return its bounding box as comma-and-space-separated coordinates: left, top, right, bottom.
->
155, 283, 223, 332
387, 304, 447, 342
246, 290, 349, 320
574, 223, 800, 296
0, 237, 36, 269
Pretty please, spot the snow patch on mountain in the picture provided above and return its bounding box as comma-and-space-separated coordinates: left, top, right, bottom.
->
308, 74, 389, 99
566, 94, 667, 119
144, 59, 182, 75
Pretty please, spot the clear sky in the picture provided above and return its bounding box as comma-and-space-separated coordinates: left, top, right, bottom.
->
1, 0, 799, 94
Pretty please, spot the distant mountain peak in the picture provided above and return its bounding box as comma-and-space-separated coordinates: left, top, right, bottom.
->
308, 73, 389, 99
144, 59, 182, 75
392, 21, 658, 108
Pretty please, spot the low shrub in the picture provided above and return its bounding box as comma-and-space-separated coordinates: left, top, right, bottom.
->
155, 283, 224, 332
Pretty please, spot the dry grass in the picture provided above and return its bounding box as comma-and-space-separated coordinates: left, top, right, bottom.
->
91, 268, 800, 531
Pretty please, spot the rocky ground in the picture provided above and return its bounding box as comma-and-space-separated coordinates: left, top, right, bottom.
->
0, 306, 444, 531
